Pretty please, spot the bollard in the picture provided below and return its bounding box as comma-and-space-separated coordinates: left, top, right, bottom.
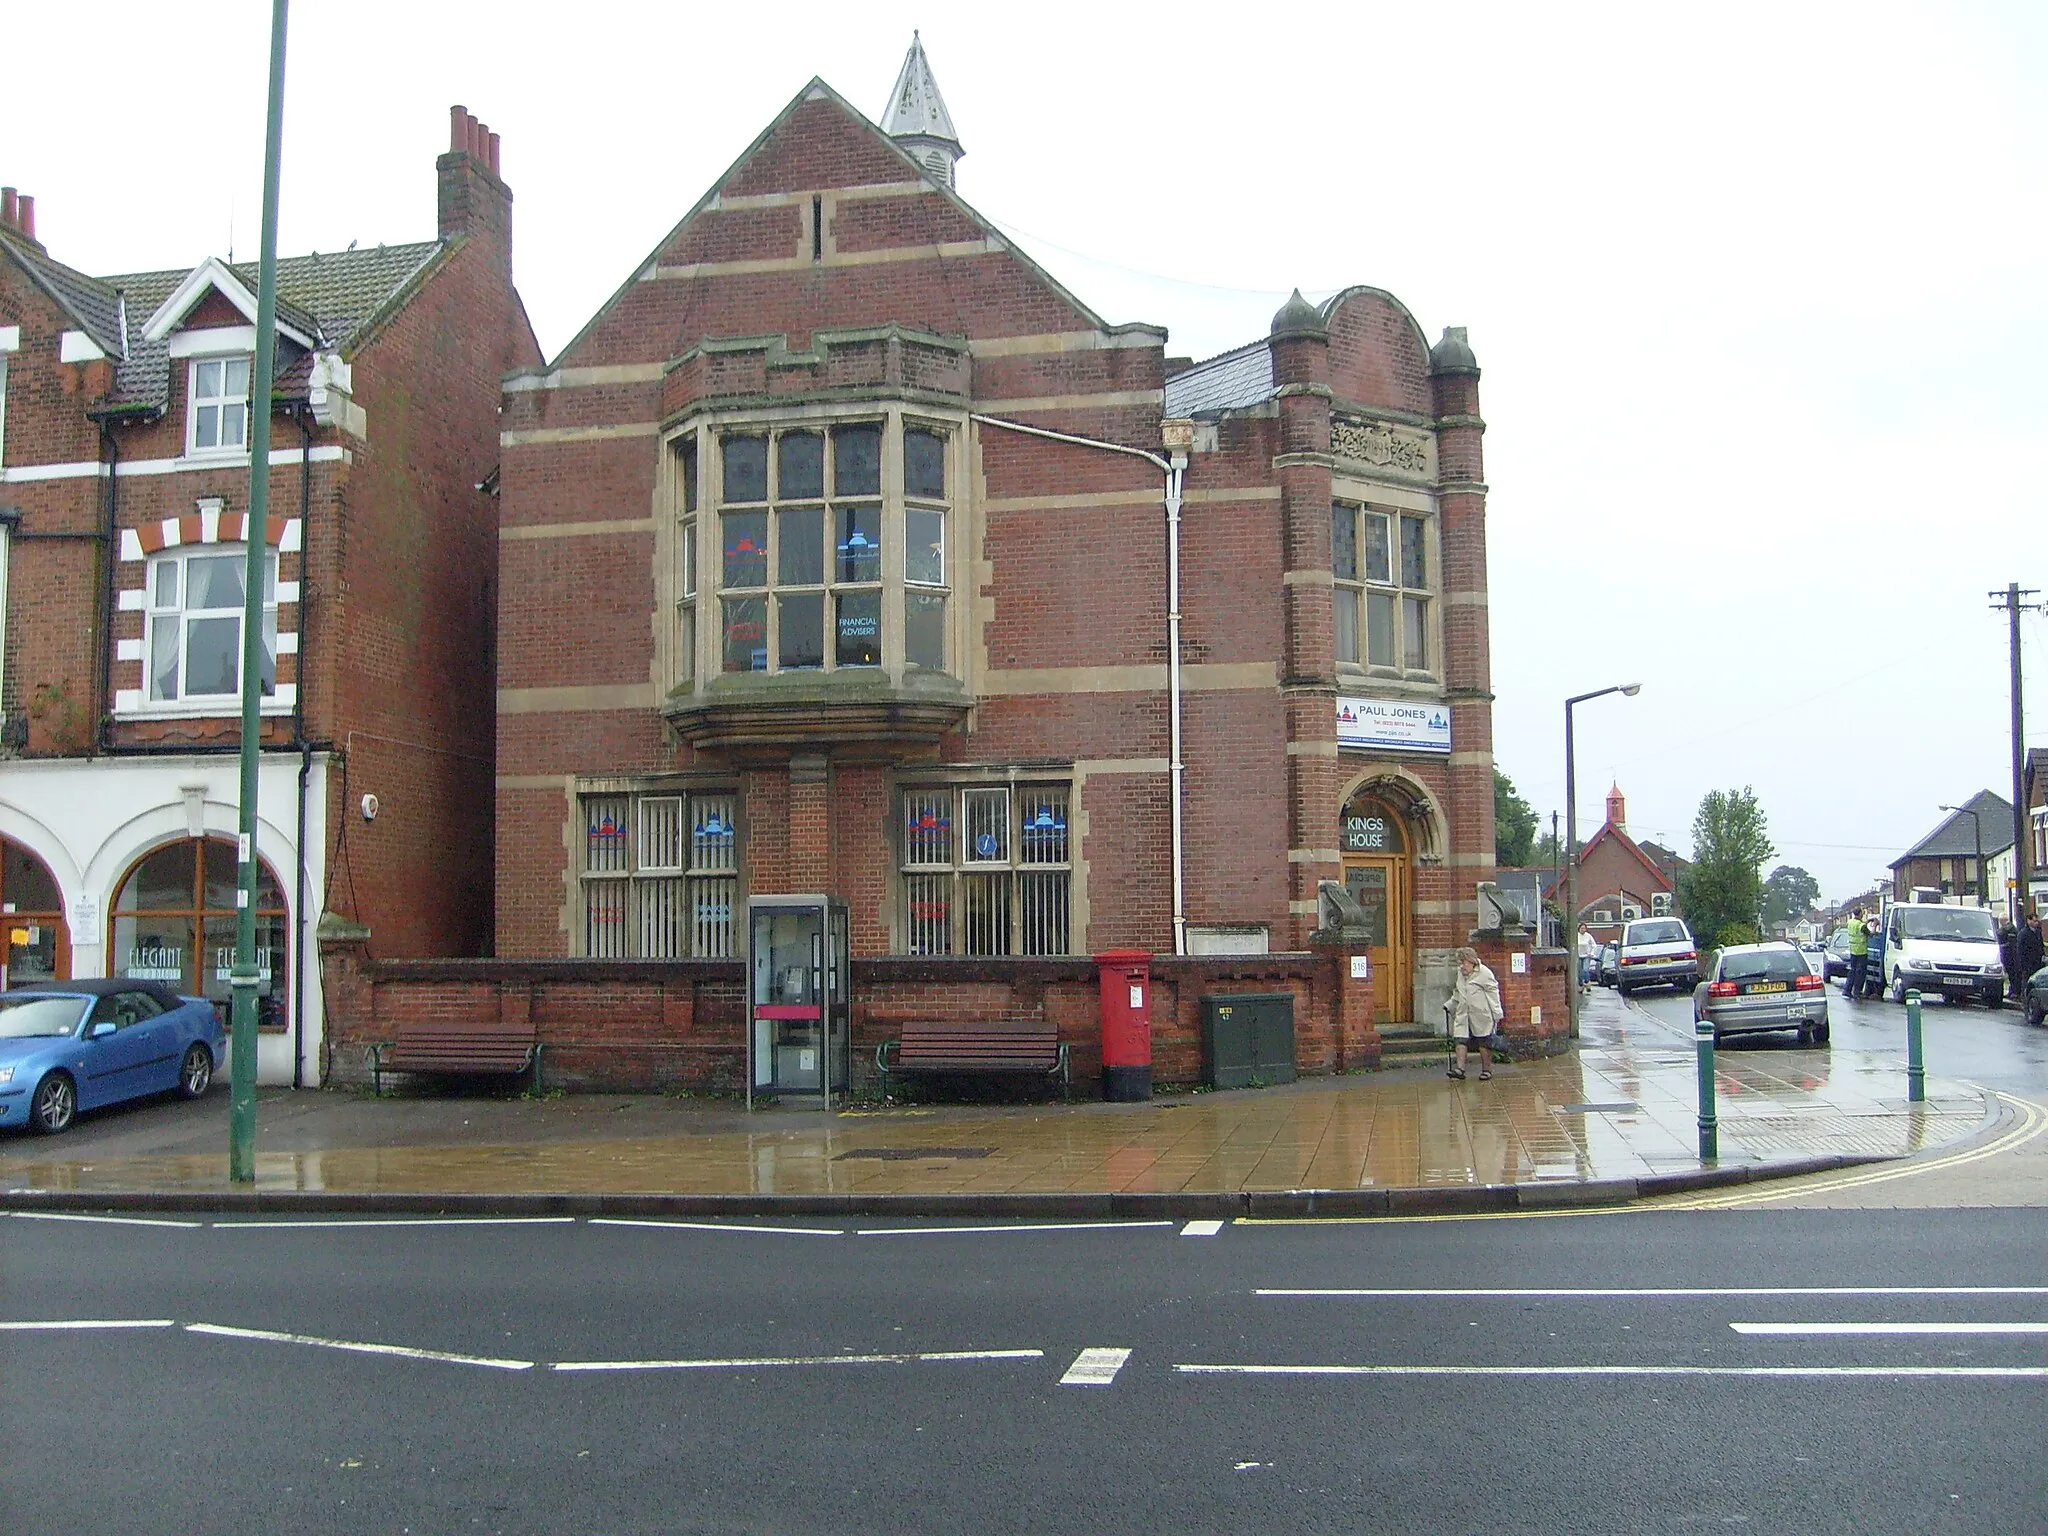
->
1906, 990, 1925, 1103
1694, 1015, 1718, 1161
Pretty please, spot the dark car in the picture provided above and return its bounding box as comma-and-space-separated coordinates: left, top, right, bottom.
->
1823, 930, 1851, 980
2023, 966, 2048, 1027
0, 979, 225, 1135
1597, 943, 1619, 987
1693, 942, 1830, 1046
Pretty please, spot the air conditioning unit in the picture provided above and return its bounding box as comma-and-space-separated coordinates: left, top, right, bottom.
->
1621, 904, 1643, 921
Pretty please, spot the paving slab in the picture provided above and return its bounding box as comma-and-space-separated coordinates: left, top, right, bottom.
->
0, 987, 2001, 1216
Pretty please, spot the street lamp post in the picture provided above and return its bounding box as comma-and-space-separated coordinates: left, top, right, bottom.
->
1939, 803, 1985, 908
1565, 684, 1642, 1041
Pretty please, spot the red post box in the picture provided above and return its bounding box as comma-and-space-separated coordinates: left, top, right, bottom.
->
1095, 949, 1153, 1101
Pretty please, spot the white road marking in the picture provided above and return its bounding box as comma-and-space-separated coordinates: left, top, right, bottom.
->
1732, 1322, 2048, 1335
1256, 1286, 2048, 1299
212, 1216, 577, 1229
0, 1318, 176, 1330
185, 1322, 535, 1370
554, 1348, 1044, 1373
1061, 1347, 1132, 1386
855, 1220, 1176, 1237
1181, 1220, 1226, 1237
589, 1218, 843, 1237
1176, 1363, 2048, 1378
8, 1211, 201, 1229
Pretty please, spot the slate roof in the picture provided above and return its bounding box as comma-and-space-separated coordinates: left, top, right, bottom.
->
1162, 338, 1274, 418
0, 229, 443, 412
1894, 789, 2015, 864
0, 226, 125, 354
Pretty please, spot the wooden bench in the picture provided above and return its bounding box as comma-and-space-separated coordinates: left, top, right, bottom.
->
876, 1021, 1070, 1101
367, 1021, 543, 1096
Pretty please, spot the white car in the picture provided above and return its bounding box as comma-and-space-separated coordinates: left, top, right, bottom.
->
1881, 904, 2005, 1007
1616, 917, 1700, 996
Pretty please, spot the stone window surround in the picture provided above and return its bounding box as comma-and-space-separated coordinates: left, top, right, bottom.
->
1331, 475, 1440, 689
660, 399, 971, 697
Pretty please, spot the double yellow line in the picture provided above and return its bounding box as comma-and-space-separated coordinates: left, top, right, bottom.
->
1653, 1091, 2048, 1210
1246, 1090, 2048, 1224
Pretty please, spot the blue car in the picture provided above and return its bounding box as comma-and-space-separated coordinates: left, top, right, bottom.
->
0, 979, 226, 1135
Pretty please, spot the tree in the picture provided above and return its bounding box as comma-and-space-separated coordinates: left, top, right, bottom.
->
1494, 769, 1538, 867
1678, 787, 1775, 947
1532, 829, 1579, 868
1760, 865, 1821, 929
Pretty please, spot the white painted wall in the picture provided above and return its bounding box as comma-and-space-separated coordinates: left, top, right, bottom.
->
0, 753, 329, 1085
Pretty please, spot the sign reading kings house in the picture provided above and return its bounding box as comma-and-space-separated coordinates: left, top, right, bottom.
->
1336, 697, 1452, 754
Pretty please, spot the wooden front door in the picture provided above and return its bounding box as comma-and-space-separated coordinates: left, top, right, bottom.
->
1342, 854, 1411, 1024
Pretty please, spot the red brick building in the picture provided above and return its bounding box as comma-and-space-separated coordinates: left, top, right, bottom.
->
485, 43, 1504, 1091
0, 108, 536, 1083
1568, 785, 1678, 944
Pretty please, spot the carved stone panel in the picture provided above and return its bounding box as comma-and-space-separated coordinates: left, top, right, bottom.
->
1331, 416, 1436, 481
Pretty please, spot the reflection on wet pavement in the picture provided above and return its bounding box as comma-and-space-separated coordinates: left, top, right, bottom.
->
0, 990, 1989, 1198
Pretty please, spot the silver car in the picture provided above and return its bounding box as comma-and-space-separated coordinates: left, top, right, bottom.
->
1694, 941, 1831, 1046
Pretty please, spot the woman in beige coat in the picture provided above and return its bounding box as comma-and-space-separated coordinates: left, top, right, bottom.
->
1447, 946, 1504, 1080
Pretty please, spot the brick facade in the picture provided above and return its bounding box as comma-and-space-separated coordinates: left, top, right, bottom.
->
0, 106, 536, 1082
483, 60, 1504, 1094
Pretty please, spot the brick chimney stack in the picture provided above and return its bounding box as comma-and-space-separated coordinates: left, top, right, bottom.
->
437, 105, 512, 259
0, 187, 38, 245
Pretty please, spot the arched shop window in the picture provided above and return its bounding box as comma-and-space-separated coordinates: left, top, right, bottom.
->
2, 838, 69, 986
109, 839, 288, 1029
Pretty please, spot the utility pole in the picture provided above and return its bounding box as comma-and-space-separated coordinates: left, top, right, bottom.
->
231, 0, 290, 1182
1990, 583, 2039, 927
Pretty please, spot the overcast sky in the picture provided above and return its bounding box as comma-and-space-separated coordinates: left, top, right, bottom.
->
11, 2, 2044, 903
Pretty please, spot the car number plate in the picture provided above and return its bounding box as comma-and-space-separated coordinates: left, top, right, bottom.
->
1744, 982, 1787, 994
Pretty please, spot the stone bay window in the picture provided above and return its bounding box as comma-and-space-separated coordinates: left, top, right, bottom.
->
664, 408, 968, 754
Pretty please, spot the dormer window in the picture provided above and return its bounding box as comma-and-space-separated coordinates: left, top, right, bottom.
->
188, 357, 251, 456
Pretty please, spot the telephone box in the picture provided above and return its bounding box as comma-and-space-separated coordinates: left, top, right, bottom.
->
746, 895, 851, 1108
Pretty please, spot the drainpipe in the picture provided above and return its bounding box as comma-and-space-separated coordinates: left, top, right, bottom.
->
968, 413, 1193, 956
293, 739, 311, 1087
93, 419, 119, 755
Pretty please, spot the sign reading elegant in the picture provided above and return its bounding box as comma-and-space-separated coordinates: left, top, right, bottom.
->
1336, 696, 1452, 754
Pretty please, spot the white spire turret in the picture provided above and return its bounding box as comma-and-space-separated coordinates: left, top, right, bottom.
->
882, 32, 964, 187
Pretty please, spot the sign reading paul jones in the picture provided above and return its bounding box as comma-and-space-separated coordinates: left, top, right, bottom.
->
1336, 696, 1452, 754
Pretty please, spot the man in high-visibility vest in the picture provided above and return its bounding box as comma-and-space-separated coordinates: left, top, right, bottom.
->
1844, 907, 1871, 1000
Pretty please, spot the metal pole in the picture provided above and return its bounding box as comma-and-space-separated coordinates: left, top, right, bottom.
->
1694, 1015, 1718, 1160
1994, 584, 2036, 926
230, 0, 290, 1183
1905, 989, 1925, 1103
1564, 703, 1579, 1041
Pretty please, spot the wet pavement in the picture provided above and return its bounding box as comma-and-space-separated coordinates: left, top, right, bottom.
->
0, 986, 2007, 1212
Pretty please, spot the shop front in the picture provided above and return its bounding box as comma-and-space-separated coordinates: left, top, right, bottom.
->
0, 753, 328, 1084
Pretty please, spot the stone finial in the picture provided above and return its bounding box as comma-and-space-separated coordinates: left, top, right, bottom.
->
1269, 288, 1327, 339
1429, 325, 1479, 375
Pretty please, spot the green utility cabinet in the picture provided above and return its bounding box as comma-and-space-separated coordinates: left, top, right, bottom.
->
1202, 993, 1297, 1089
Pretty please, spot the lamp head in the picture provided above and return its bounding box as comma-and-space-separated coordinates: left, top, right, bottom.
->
1620, 683, 1642, 697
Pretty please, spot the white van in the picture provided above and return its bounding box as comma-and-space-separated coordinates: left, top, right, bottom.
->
1881, 903, 2005, 1006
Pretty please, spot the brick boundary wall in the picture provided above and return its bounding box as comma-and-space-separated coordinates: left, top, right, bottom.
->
320, 936, 1567, 1096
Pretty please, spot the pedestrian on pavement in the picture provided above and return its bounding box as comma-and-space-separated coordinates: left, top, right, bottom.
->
1844, 908, 1870, 1001
2020, 912, 2044, 991
1448, 946, 1504, 1081
1577, 926, 1597, 989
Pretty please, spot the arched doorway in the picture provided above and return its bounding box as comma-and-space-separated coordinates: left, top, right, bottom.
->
1341, 791, 1412, 1024
108, 839, 289, 1030
2, 838, 70, 987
